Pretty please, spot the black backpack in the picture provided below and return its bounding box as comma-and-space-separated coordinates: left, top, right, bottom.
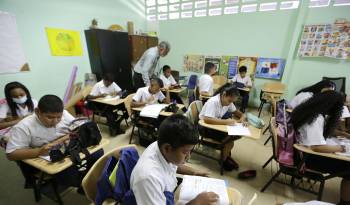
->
65, 119, 102, 166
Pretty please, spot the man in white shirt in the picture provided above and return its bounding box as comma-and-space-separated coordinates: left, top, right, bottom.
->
133, 41, 171, 90
6, 95, 103, 189
131, 114, 219, 205
131, 77, 170, 108
86, 73, 125, 136
198, 62, 216, 97
231, 66, 252, 113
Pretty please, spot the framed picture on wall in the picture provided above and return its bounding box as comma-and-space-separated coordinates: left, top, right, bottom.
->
183, 54, 205, 73
204, 56, 222, 74
255, 58, 286, 80
220, 56, 238, 79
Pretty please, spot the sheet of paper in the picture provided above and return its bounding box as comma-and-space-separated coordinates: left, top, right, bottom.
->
39, 155, 51, 161
103, 95, 120, 101
284, 201, 334, 205
179, 175, 229, 205
342, 106, 350, 118
140, 104, 168, 118
227, 123, 251, 136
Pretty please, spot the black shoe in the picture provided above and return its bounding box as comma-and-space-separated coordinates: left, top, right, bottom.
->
77, 186, 85, 195
223, 157, 239, 171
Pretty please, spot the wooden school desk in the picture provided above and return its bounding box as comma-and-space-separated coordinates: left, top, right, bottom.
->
23, 138, 110, 175
294, 144, 350, 162
90, 97, 125, 106
161, 87, 186, 94
198, 120, 262, 140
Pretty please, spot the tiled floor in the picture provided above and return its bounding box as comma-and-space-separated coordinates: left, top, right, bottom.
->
0, 108, 342, 205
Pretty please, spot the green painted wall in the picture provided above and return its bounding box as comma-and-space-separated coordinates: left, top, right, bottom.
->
155, 5, 350, 106
0, 0, 146, 99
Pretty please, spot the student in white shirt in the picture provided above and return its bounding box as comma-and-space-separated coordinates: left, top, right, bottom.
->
133, 41, 171, 90
199, 83, 247, 171
86, 73, 122, 100
289, 80, 335, 109
198, 62, 216, 97
131, 77, 170, 108
291, 91, 350, 205
160, 65, 178, 89
86, 73, 125, 136
131, 114, 219, 205
160, 65, 184, 104
0, 82, 38, 130
6, 95, 103, 190
231, 66, 252, 113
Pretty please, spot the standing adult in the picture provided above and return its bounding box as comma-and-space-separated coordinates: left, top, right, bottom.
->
133, 41, 171, 90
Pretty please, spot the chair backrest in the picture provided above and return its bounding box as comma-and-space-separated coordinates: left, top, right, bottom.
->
187, 75, 198, 89
184, 100, 203, 126
82, 144, 138, 203
171, 70, 180, 83
247, 193, 257, 205
322, 76, 346, 93
124, 94, 135, 117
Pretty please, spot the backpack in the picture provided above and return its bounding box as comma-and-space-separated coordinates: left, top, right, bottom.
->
275, 99, 299, 166
95, 147, 139, 205
246, 112, 265, 129
65, 118, 102, 166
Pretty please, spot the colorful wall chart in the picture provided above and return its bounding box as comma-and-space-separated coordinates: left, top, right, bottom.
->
255, 58, 286, 80
220, 56, 238, 79
238, 57, 257, 76
183, 54, 205, 73
204, 56, 222, 74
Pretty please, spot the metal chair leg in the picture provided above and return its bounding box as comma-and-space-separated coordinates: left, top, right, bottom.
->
317, 180, 325, 201
262, 155, 273, 169
51, 179, 63, 205
261, 169, 282, 192
264, 135, 272, 145
129, 125, 136, 144
258, 102, 265, 117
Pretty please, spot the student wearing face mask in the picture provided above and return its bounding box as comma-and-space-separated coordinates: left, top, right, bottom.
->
0, 82, 38, 130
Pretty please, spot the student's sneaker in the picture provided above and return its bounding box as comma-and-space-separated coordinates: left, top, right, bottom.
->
223, 157, 239, 171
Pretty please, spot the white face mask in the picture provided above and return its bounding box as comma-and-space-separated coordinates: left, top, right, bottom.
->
12, 95, 27, 104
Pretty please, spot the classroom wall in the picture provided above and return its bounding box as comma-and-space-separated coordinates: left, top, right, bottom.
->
153, 5, 350, 106
0, 0, 146, 99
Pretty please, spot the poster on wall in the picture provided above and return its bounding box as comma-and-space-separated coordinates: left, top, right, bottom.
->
220, 56, 238, 79
0, 11, 30, 74
46, 27, 83, 56
298, 19, 350, 60
204, 56, 222, 74
238, 57, 257, 76
255, 58, 286, 80
183, 54, 205, 73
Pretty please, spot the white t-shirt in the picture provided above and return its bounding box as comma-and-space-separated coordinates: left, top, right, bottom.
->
199, 94, 236, 120
90, 80, 122, 96
198, 74, 214, 96
131, 142, 178, 205
231, 75, 252, 87
160, 74, 177, 88
289, 92, 313, 109
0, 99, 38, 119
6, 110, 75, 153
132, 87, 165, 104
298, 114, 327, 146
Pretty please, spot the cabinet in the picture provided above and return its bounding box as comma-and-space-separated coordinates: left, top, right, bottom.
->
85, 29, 133, 91
129, 35, 159, 63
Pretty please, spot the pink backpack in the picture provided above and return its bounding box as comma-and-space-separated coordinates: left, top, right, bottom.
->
276, 99, 299, 166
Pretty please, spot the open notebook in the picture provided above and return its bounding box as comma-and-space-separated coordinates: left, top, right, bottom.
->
140, 104, 168, 118
178, 175, 229, 205
227, 123, 251, 136
342, 106, 350, 119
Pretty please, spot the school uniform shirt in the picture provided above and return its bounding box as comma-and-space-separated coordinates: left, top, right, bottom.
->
232, 75, 252, 87
130, 141, 178, 205
289, 92, 313, 109
6, 110, 75, 154
160, 74, 177, 88
90, 80, 122, 96
134, 47, 160, 86
199, 94, 237, 120
132, 86, 165, 104
298, 114, 327, 146
198, 74, 214, 96
0, 99, 38, 119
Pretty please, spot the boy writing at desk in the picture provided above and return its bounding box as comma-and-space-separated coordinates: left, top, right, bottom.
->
6, 95, 103, 190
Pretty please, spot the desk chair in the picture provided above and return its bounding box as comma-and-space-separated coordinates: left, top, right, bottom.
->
186, 75, 198, 104
322, 76, 346, 93
260, 118, 337, 200
258, 82, 285, 117
82, 145, 137, 204
185, 100, 232, 175
171, 70, 180, 83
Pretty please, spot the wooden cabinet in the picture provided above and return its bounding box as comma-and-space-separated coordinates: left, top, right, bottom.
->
129, 35, 158, 63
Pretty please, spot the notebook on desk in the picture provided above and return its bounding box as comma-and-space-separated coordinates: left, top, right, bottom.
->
227, 123, 251, 136
140, 104, 168, 118
178, 175, 229, 205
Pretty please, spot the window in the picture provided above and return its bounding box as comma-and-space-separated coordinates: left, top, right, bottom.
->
260, 2, 278, 11
181, 11, 193, 18
241, 3, 257, 12
158, 5, 168, 13
225, 0, 239, 4
157, 0, 168, 5
280, 1, 300, 9
147, 7, 157, 14
182, 2, 193, 10
309, 0, 330, 7
333, 0, 350, 6
146, 0, 156, 7
169, 12, 180, 19
169, 4, 180, 11
195, 9, 207, 16
209, 0, 224, 7
209, 7, 223, 15
195, 0, 208, 8
224, 6, 239, 14
147, 15, 157, 21
158, 13, 168, 20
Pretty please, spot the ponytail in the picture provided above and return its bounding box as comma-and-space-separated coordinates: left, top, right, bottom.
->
214, 83, 240, 97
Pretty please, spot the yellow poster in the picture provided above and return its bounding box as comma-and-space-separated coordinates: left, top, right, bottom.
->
46, 27, 83, 56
